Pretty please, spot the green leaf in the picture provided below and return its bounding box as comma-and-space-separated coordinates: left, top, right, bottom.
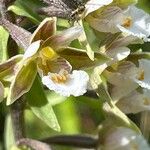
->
7, 60, 37, 105
8, 0, 43, 23
55, 97, 80, 133
0, 26, 9, 62
27, 77, 60, 131
96, 83, 113, 106
46, 91, 67, 106
78, 21, 95, 61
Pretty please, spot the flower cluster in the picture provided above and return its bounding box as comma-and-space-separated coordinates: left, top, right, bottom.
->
0, 0, 150, 149
83, 0, 150, 115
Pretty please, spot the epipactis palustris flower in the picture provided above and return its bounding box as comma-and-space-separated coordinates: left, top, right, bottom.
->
104, 59, 150, 114
23, 18, 89, 97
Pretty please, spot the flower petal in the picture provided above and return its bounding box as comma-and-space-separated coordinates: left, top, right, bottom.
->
23, 40, 41, 59
134, 59, 150, 90
106, 47, 130, 65
30, 17, 56, 43
117, 6, 150, 41
84, 0, 113, 17
42, 26, 83, 50
42, 70, 89, 97
38, 57, 72, 76
86, 6, 124, 33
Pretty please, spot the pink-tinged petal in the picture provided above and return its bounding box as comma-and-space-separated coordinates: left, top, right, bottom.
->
37, 57, 72, 76
0, 55, 23, 78
7, 60, 37, 105
23, 40, 41, 59
86, 6, 124, 33
30, 17, 56, 43
42, 26, 83, 50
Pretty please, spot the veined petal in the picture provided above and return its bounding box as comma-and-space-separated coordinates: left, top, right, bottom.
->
30, 17, 56, 43
86, 6, 124, 33
42, 70, 89, 97
42, 26, 83, 50
38, 57, 72, 76
23, 40, 41, 59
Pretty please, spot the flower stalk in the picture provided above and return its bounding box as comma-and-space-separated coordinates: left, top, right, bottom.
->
9, 97, 26, 142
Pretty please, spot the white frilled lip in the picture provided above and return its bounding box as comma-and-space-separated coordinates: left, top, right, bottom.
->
117, 6, 150, 42
42, 70, 89, 97
23, 40, 41, 59
133, 59, 150, 90
84, 0, 113, 17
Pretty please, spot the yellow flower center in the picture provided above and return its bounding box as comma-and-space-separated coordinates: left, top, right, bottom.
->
50, 70, 69, 84
143, 98, 150, 106
138, 70, 145, 81
40, 46, 57, 60
131, 142, 138, 150
122, 17, 132, 28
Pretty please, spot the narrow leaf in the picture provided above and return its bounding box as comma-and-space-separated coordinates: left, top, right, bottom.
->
27, 77, 60, 131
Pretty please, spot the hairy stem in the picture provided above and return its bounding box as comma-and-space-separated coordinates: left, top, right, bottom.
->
10, 98, 25, 142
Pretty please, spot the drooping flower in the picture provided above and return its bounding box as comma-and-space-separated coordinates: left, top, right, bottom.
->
101, 127, 150, 150
104, 59, 150, 114
116, 89, 150, 114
